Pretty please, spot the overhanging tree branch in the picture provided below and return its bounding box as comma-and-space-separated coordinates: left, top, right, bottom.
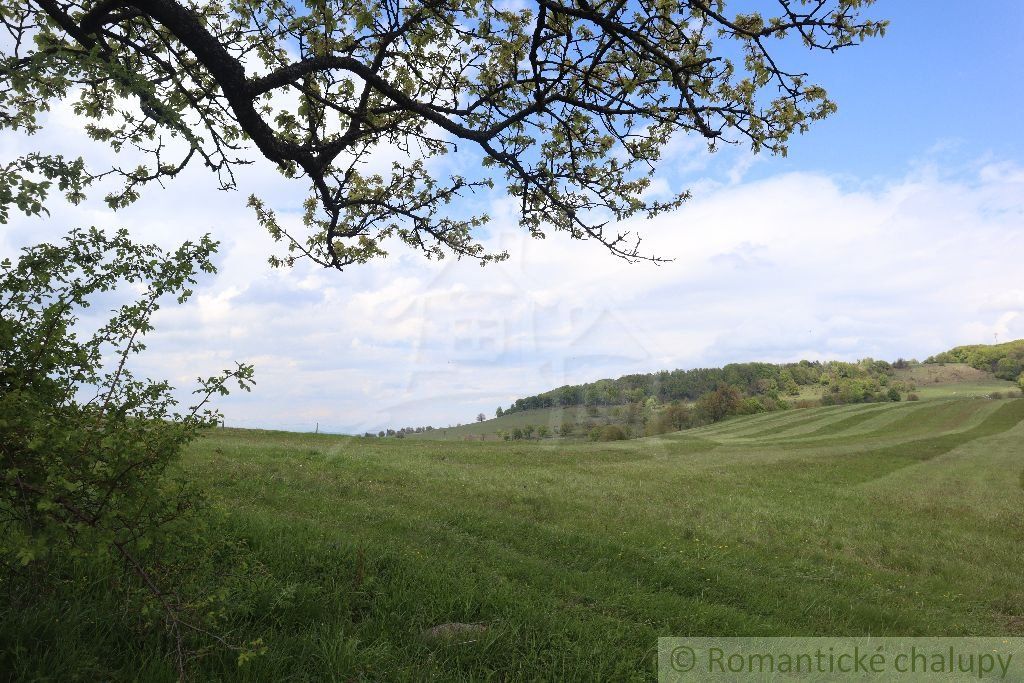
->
3, 0, 886, 268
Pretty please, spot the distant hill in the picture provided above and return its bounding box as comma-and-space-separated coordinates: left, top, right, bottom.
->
406, 341, 1023, 442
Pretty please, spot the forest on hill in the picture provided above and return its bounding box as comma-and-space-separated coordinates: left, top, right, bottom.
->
499, 357, 914, 416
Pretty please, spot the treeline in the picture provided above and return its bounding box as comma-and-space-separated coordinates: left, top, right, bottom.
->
499, 358, 914, 416
364, 425, 438, 438
926, 339, 1024, 385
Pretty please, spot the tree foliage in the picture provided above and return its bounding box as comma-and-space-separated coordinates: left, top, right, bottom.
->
2, 0, 883, 267
503, 360, 811, 412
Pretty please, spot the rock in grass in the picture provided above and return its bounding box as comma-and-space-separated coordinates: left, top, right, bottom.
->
422, 622, 488, 641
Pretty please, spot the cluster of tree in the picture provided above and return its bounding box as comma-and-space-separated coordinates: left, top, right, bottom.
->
816, 360, 914, 406
498, 358, 909, 416
820, 382, 907, 405
927, 340, 1024, 384
644, 386, 790, 435
498, 425, 551, 440
498, 362, 803, 414
365, 425, 437, 438
518, 386, 786, 441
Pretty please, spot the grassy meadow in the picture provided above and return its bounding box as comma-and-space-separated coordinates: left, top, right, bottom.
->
4, 397, 1024, 680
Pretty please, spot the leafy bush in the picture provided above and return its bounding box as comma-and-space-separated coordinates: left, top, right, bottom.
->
737, 397, 766, 415
589, 425, 628, 441
603, 425, 627, 441
0, 228, 253, 674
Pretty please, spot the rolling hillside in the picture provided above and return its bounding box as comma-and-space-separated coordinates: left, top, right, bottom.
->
9, 397, 1023, 679
410, 362, 1019, 442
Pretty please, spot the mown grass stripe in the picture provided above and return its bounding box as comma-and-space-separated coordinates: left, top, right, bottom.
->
759, 404, 894, 441
727, 404, 879, 440
855, 398, 988, 439
838, 399, 1024, 485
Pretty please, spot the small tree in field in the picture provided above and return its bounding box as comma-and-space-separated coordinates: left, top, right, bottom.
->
476, 413, 486, 423
0, 227, 253, 676
590, 424, 627, 441
694, 385, 742, 424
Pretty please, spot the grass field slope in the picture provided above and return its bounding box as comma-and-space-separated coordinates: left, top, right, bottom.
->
6, 397, 1023, 680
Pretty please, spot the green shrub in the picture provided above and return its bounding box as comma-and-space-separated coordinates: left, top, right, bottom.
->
590, 425, 628, 441
737, 397, 766, 414
0, 228, 253, 674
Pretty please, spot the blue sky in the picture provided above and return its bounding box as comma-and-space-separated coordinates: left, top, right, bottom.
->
756, 1, 1024, 178
3, 1, 1024, 433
